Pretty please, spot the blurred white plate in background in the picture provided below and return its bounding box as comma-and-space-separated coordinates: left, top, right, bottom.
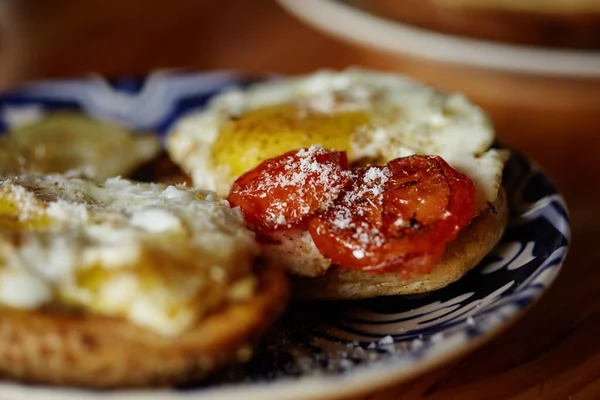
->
277, 0, 600, 77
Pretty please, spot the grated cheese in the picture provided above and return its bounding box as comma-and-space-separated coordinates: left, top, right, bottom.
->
329, 166, 391, 248
238, 145, 352, 228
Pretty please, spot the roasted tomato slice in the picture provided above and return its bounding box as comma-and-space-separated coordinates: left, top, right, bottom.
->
227, 146, 352, 235
308, 155, 475, 274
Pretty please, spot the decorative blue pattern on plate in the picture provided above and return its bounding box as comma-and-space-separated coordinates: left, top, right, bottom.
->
0, 71, 570, 400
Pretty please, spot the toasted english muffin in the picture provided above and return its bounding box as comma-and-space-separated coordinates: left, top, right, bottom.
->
0, 262, 286, 388
166, 69, 509, 299
292, 188, 507, 300
0, 174, 288, 387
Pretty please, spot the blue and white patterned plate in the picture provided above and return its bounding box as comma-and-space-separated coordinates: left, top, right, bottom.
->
0, 72, 570, 400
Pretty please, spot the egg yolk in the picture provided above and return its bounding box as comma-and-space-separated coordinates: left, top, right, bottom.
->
0, 196, 50, 230
210, 104, 370, 181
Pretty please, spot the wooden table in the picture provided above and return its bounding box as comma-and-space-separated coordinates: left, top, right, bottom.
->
3, 1, 600, 398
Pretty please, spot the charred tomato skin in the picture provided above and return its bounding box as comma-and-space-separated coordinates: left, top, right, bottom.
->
309, 155, 475, 274
227, 146, 351, 236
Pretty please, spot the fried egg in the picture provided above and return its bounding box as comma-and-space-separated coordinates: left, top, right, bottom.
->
0, 174, 259, 336
166, 68, 507, 213
0, 112, 161, 180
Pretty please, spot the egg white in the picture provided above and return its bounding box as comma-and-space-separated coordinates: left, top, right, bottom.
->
167, 68, 506, 213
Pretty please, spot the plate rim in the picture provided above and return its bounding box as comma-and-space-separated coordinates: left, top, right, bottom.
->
277, 0, 600, 77
0, 71, 572, 400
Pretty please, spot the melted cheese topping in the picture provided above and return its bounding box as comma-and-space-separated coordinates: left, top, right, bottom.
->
167, 68, 506, 212
0, 175, 259, 336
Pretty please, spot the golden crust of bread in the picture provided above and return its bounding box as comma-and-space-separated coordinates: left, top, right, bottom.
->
0, 261, 288, 388
292, 188, 508, 300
